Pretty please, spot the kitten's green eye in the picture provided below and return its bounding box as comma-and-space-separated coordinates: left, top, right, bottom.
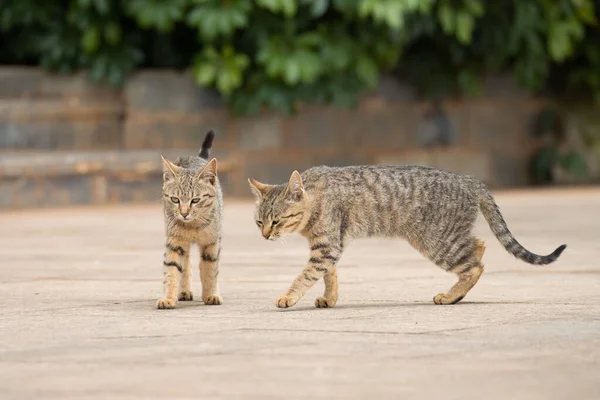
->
170, 197, 180, 204
256, 220, 263, 227
190, 198, 200, 204
271, 220, 279, 227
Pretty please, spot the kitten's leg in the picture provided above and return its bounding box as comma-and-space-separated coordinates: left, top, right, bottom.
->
433, 238, 486, 305
157, 240, 190, 309
178, 255, 193, 301
315, 265, 338, 308
277, 238, 341, 309
199, 241, 222, 305
474, 239, 486, 261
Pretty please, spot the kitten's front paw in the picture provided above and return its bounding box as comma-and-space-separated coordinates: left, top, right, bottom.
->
276, 295, 298, 309
178, 291, 194, 301
433, 293, 464, 305
315, 296, 336, 308
203, 295, 222, 305
157, 298, 177, 309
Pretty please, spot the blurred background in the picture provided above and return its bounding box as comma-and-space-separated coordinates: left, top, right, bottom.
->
0, 0, 599, 209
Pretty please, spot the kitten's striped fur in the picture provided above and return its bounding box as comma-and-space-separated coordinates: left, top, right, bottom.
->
249, 165, 566, 308
157, 131, 223, 309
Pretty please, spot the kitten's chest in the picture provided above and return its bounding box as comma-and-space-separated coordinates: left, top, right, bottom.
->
169, 224, 217, 244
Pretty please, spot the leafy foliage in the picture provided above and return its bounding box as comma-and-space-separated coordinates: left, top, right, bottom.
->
0, 0, 599, 114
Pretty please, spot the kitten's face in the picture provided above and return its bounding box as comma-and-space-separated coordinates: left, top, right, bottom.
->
162, 157, 218, 223
249, 171, 307, 240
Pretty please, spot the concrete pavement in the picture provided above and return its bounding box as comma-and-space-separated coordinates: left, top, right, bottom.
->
1, 188, 599, 399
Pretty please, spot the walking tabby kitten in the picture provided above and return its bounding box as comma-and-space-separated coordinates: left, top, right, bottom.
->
157, 131, 223, 309
248, 165, 566, 308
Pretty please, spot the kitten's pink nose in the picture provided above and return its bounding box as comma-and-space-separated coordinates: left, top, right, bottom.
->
180, 211, 189, 218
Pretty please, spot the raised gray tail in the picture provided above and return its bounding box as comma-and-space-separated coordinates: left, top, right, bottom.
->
199, 130, 215, 159
478, 189, 566, 265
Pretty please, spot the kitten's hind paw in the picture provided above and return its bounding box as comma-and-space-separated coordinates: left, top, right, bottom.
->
433, 293, 464, 305
315, 296, 336, 308
178, 291, 194, 301
276, 294, 298, 309
203, 295, 222, 305
157, 298, 177, 309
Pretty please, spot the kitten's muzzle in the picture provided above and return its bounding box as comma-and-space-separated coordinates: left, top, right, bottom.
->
179, 208, 190, 221
261, 227, 272, 239
178, 214, 191, 222
264, 232, 279, 241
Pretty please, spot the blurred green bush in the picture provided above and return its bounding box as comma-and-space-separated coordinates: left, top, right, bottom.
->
0, 0, 598, 115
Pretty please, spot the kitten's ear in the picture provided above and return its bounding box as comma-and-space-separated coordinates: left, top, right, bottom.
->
248, 178, 272, 201
286, 170, 304, 201
197, 158, 217, 185
161, 155, 181, 181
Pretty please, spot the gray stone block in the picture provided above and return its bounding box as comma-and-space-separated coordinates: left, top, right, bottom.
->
285, 108, 338, 149
414, 102, 462, 148
0, 67, 42, 96
107, 176, 162, 204
39, 71, 119, 98
0, 175, 92, 209
238, 115, 283, 151
466, 103, 528, 152
123, 115, 230, 150
434, 150, 491, 183
341, 104, 413, 150
310, 152, 374, 167
492, 152, 528, 187
376, 151, 435, 167
0, 120, 122, 150
125, 70, 222, 113
480, 74, 532, 100
367, 74, 418, 103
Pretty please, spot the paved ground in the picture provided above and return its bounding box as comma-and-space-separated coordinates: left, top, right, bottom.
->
1, 188, 599, 399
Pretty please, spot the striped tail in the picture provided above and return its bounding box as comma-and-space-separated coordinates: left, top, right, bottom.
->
199, 130, 215, 159
478, 189, 566, 265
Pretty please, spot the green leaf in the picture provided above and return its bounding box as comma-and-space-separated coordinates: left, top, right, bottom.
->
192, 46, 249, 95
81, 26, 100, 54
194, 63, 217, 86
104, 22, 121, 45
284, 59, 301, 84
297, 32, 321, 47
92, 0, 110, 15
573, 0, 597, 25
464, 0, 484, 16
548, 24, 570, 61
437, 2, 455, 34
124, 0, 187, 32
356, 56, 378, 88
308, 0, 329, 17
256, 0, 298, 17
187, 1, 250, 40
455, 12, 474, 44
296, 50, 323, 82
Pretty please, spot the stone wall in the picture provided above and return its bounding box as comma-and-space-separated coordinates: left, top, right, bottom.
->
0, 67, 556, 209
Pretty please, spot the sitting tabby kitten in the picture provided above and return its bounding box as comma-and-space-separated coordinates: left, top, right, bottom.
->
157, 131, 223, 309
248, 165, 566, 309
